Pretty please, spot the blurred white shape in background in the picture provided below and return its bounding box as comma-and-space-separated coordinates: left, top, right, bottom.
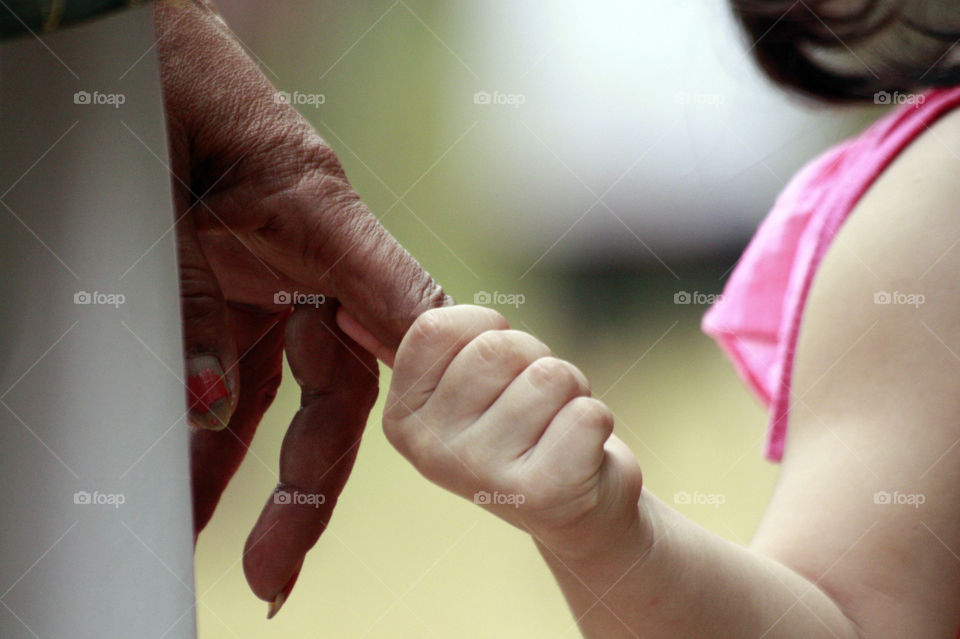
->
456, 0, 877, 264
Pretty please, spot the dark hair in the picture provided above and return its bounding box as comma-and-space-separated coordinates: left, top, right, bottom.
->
730, 0, 960, 102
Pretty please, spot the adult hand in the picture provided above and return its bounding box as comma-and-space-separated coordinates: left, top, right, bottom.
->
153, 0, 450, 617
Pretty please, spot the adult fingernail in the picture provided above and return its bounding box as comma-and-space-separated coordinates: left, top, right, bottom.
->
266, 592, 286, 620
186, 355, 231, 431
266, 568, 300, 620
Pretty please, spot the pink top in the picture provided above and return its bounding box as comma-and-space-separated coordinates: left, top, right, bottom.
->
703, 87, 960, 462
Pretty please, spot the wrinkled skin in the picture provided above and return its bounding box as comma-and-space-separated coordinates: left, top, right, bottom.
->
153, 0, 450, 608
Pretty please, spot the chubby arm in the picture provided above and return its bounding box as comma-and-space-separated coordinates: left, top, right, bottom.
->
379, 305, 864, 639
540, 111, 960, 638
743, 109, 960, 637
366, 111, 960, 639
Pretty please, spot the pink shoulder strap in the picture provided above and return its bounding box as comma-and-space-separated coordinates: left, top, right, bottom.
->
703, 88, 960, 461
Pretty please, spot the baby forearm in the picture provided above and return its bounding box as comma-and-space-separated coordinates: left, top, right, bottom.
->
379, 306, 866, 637
537, 491, 863, 639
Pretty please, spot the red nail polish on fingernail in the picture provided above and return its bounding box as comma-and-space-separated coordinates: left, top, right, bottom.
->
187, 368, 228, 409
187, 355, 231, 430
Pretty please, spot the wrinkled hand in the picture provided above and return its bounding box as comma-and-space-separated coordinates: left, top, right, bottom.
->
153, 0, 449, 615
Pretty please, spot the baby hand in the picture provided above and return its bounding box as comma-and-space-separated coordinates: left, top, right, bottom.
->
383, 305, 643, 560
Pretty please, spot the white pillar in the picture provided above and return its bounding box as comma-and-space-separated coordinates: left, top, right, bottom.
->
0, 6, 197, 638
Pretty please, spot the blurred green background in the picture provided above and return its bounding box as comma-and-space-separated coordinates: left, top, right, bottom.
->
193, 1, 877, 636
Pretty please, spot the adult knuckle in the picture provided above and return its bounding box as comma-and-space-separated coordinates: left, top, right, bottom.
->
251, 123, 348, 191
298, 137, 349, 182
397, 275, 449, 329
296, 143, 362, 229
255, 369, 283, 405
352, 374, 380, 414
296, 189, 369, 272
179, 268, 222, 324
343, 233, 450, 339
256, 137, 368, 273
179, 262, 219, 297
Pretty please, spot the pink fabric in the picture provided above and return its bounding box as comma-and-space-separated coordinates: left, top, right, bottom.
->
703, 87, 960, 462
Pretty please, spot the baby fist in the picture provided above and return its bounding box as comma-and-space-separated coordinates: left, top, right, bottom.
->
383, 306, 643, 560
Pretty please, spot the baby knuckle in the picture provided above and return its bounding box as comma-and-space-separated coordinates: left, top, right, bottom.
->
405, 427, 448, 472
570, 397, 614, 434
471, 330, 521, 366
515, 476, 558, 511
382, 416, 412, 455
456, 441, 493, 481
383, 417, 435, 464
382, 393, 408, 423
527, 357, 581, 393
408, 307, 459, 348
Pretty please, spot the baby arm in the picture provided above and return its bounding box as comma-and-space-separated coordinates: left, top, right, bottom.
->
381, 305, 863, 639
342, 111, 960, 639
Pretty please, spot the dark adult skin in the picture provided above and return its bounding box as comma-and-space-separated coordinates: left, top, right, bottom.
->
153, 0, 450, 616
